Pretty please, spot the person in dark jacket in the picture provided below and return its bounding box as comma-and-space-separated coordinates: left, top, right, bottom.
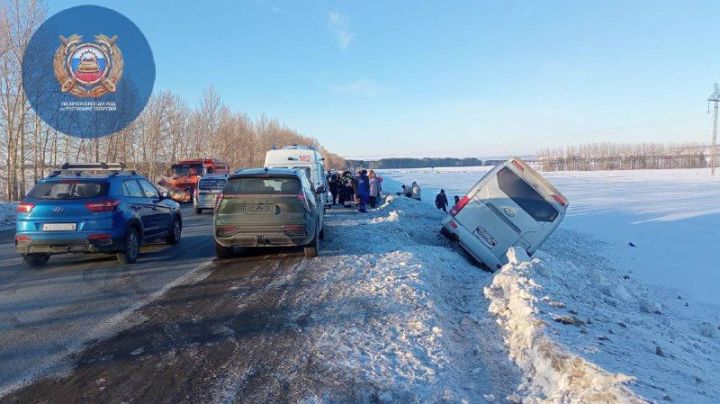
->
435, 189, 449, 212
328, 173, 339, 205
356, 169, 370, 212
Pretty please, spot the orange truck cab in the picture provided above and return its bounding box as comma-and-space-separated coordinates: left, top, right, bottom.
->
170, 159, 230, 195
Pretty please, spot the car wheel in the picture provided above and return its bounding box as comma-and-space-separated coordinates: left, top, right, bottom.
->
117, 227, 140, 265
215, 239, 234, 259
22, 253, 49, 267
304, 226, 319, 257
166, 216, 182, 245
195, 208, 202, 215
319, 225, 325, 240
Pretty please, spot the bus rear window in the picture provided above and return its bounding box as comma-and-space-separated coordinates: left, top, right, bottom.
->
28, 181, 109, 200
224, 177, 300, 195
496, 167, 558, 222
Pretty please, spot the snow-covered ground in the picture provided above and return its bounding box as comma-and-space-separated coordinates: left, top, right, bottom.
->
0, 202, 16, 230
380, 167, 720, 402
289, 197, 522, 402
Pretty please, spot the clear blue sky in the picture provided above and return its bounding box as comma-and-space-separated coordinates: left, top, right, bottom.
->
50, 0, 720, 159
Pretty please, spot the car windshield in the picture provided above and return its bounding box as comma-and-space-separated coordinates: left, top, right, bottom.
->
496, 167, 558, 222
172, 164, 204, 177
27, 180, 109, 200
224, 177, 300, 195
199, 178, 226, 191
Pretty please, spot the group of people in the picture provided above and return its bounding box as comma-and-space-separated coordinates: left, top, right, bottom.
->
327, 169, 383, 213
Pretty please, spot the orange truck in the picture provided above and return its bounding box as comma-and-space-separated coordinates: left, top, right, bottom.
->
160, 159, 230, 202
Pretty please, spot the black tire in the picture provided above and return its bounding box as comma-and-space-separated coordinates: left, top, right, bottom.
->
166, 216, 182, 245
304, 226, 320, 257
117, 227, 140, 265
215, 239, 234, 259
195, 208, 202, 215
319, 225, 325, 240
22, 253, 49, 267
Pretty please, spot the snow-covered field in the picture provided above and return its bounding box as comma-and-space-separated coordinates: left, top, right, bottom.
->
381, 166, 720, 402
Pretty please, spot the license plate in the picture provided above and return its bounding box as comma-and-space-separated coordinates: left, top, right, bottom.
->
245, 204, 274, 215
473, 225, 497, 247
42, 223, 77, 231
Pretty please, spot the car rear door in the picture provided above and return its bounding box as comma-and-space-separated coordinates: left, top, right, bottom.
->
138, 178, 171, 237
121, 179, 155, 238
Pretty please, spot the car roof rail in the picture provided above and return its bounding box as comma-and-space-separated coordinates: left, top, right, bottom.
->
49, 162, 137, 177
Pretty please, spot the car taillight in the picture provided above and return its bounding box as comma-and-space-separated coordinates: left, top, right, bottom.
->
85, 199, 120, 212
194, 187, 199, 198
297, 193, 306, 202
17, 202, 35, 213
87, 233, 112, 241
552, 194, 568, 207
450, 196, 470, 216
15, 235, 31, 242
215, 193, 224, 209
511, 159, 525, 172
282, 224, 306, 236
216, 224, 239, 237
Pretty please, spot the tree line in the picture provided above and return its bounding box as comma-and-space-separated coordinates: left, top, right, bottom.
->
346, 157, 484, 170
538, 142, 709, 171
0, 0, 344, 201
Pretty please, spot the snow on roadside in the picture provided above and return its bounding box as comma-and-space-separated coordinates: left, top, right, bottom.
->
484, 248, 643, 403
0, 202, 17, 229
286, 195, 522, 402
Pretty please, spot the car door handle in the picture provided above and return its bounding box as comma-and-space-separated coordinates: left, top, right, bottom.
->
131, 205, 142, 211
151, 206, 157, 211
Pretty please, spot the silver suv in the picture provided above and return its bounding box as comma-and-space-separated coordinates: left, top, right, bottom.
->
213, 167, 325, 258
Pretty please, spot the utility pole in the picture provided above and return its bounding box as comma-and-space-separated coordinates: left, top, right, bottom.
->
708, 83, 720, 175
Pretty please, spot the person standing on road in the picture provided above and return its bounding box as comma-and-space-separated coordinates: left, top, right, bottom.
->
435, 189, 449, 212
411, 181, 422, 201
328, 173, 339, 205
454, 195, 460, 206
368, 170, 379, 208
357, 169, 370, 212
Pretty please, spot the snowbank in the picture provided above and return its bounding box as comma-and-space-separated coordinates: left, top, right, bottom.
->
282, 195, 522, 402
0, 202, 17, 229
484, 248, 643, 403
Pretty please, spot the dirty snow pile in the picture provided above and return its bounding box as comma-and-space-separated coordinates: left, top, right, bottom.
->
484, 247, 643, 403
0, 202, 17, 229
295, 195, 522, 402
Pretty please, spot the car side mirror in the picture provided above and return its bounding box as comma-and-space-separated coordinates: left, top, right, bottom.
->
315, 186, 326, 194
160, 191, 169, 200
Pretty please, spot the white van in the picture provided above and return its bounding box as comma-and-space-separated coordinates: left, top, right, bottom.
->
264, 145, 329, 206
441, 158, 568, 270
193, 174, 228, 214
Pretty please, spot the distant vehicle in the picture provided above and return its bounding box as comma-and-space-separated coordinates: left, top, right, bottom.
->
263, 145, 329, 206
15, 163, 182, 266
165, 159, 230, 202
213, 167, 325, 258
441, 158, 568, 270
193, 174, 228, 214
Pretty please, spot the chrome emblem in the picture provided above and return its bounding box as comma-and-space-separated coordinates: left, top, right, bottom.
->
52, 206, 64, 213
503, 207, 515, 217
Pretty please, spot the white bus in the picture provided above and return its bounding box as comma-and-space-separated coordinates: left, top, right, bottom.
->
441, 158, 568, 270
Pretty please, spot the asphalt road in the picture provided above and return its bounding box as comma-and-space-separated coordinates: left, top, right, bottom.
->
0, 206, 217, 394
0, 207, 363, 403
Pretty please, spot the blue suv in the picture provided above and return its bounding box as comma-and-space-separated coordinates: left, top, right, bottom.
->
16, 163, 182, 266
